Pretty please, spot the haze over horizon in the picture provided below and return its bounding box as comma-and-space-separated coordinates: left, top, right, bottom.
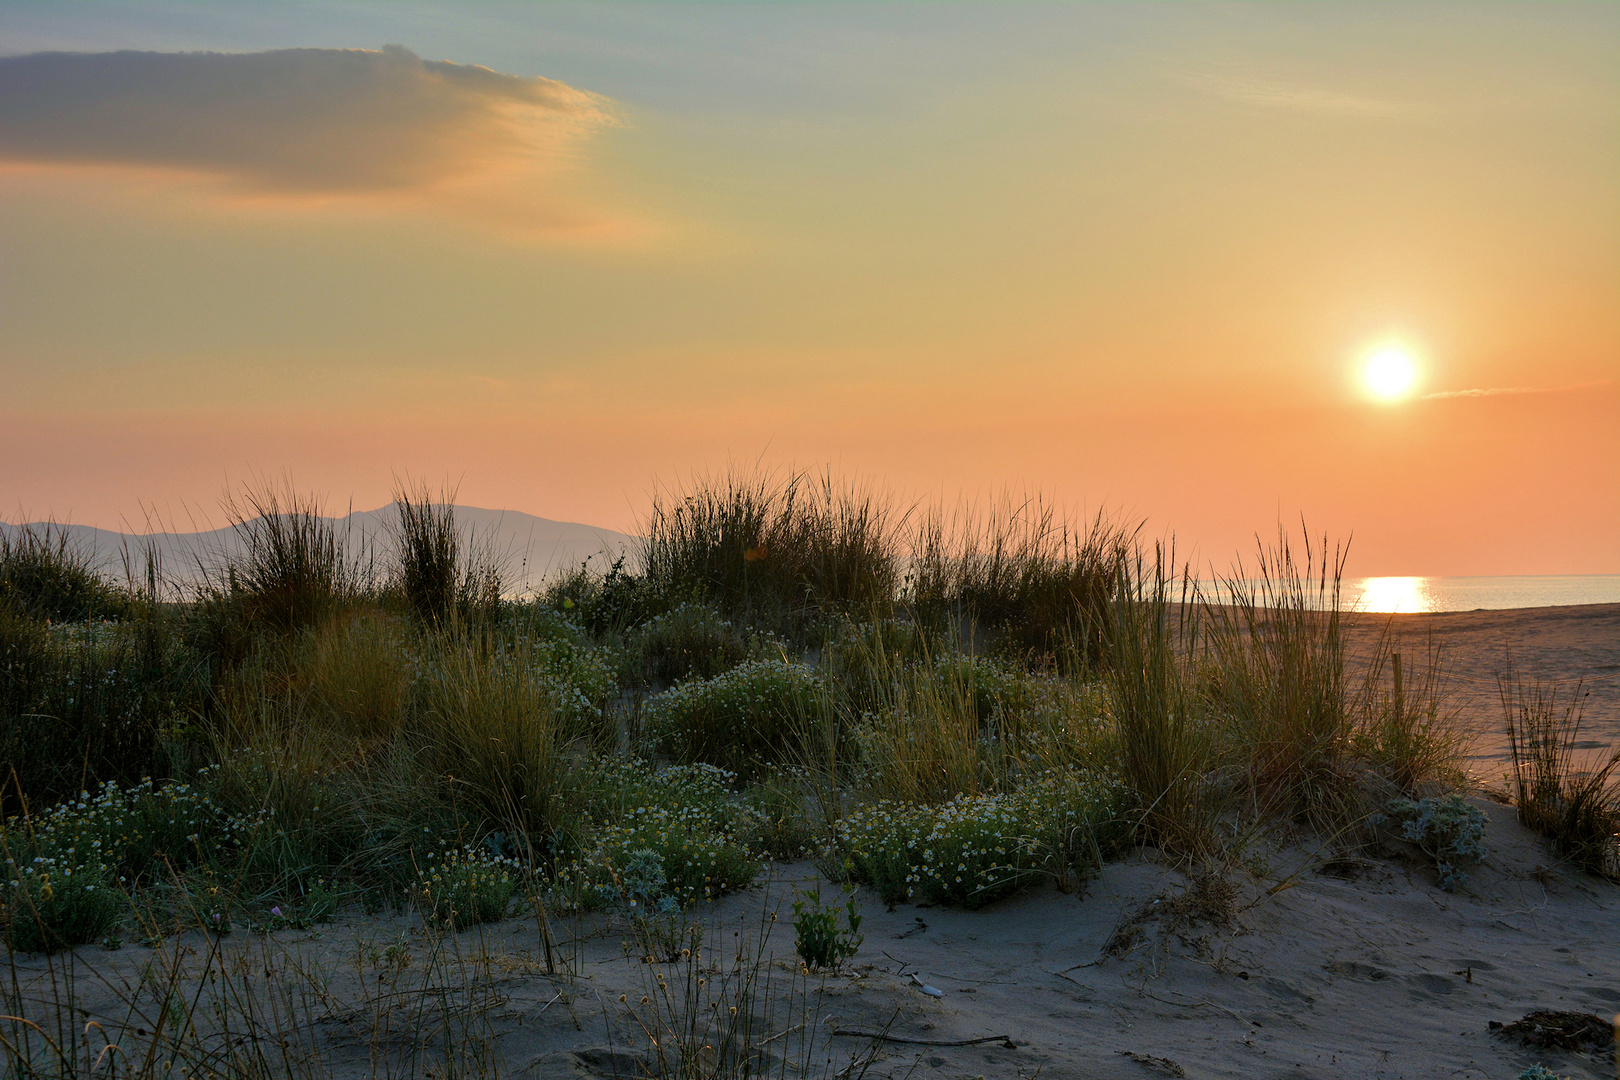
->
2, 3, 1616, 578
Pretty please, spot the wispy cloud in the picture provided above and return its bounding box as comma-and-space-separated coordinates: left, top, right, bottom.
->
0, 45, 629, 238
1423, 380, 1613, 400
1189, 73, 1419, 119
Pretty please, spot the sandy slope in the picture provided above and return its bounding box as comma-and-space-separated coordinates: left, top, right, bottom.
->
7, 799, 1616, 1080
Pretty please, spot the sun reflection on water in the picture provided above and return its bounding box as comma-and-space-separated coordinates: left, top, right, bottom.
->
1353, 576, 1432, 613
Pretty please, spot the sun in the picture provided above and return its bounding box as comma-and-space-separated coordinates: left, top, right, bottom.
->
1359, 343, 1420, 403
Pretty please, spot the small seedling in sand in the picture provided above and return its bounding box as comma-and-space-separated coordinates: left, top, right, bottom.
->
792, 883, 863, 970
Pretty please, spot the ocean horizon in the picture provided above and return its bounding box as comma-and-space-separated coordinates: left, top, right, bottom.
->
1199, 574, 1620, 614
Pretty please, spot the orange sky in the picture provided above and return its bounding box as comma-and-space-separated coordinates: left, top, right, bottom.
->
1, 4, 1616, 576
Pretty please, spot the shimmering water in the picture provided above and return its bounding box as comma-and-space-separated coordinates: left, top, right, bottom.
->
1343, 575, 1620, 613
1199, 575, 1620, 613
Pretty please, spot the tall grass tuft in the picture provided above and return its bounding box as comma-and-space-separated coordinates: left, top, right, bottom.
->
408, 633, 584, 842
1200, 531, 1359, 827
906, 496, 1132, 666
1101, 543, 1215, 853
0, 522, 131, 622
641, 468, 900, 631
1500, 667, 1620, 878
392, 483, 501, 629
197, 484, 372, 652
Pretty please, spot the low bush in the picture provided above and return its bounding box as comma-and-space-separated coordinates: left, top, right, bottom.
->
835, 769, 1125, 908
523, 617, 618, 732
412, 844, 522, 928
0, 846, 124, 953
581, 762, 761, 905
1, 776, 263, 951
623, 601, 749, 687
542, 554, 663, 638
643, 659, 823, 778
20, 775, 258, 884
1379, 794, 1487, 892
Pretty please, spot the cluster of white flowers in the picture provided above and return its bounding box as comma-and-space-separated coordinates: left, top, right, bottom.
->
16, 773, 260, 882
412, 845, 523, 927
564, 760, 760, 909
2, 776, 258, 949
835, 769, 1125, 909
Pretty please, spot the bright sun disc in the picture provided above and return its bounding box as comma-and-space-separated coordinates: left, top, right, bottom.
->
1361, 344, 1419, 402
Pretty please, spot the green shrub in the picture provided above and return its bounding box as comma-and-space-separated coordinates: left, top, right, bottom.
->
792, 884, 862, 970
576, 761, 761, 906
643, 659, 823, 777
744, 772, 822, 860
542, 555, 663, 638
412, 845, 521, 928
0, 848, 125, 953
623, 602, 749, 687
1, 776, 262, 951
1380, 795, 1487, 892
835, 770, 1125, 908
525, 620, 618, 731
21, 775, 257, 884
1, 612, 207, 813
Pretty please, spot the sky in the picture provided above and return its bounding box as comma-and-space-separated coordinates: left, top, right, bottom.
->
1, 2, 1616, 577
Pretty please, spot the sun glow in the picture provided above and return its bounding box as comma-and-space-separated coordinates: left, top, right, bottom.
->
1354, 576, 1432, 613
1359, 343, 1420, 403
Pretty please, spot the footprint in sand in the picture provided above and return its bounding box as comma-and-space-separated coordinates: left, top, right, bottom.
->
1321, 960, 1391, 981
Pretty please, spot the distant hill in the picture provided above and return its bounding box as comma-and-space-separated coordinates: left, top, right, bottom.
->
0, 506, 639, 598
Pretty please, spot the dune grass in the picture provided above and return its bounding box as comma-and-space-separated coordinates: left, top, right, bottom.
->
1500, 667, 1620, 878
641, 468, 901, 634
905, 496, 1133, 667
392, 483, 502, 629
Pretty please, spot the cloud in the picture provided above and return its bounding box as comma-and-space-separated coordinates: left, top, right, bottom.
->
0, 45, 613, 203
1423, 380, 1612, 400
1190, 73, 1417, 119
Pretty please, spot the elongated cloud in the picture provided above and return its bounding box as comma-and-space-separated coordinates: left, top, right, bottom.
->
1423, 380, 1612, 400
1191, 73, 1417, 119
0, 45, 609, 194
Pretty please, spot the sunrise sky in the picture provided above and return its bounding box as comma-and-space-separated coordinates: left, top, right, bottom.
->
1, 3, 1615, 576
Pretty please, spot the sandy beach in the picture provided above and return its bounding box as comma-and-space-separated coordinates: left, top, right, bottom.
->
1350, 603, 1620, 780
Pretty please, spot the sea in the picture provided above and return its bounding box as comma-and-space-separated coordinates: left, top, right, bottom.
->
1200, 575, 1620, 614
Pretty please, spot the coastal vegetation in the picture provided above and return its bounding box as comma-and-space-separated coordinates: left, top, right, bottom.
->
3, 469, 1603, 1077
